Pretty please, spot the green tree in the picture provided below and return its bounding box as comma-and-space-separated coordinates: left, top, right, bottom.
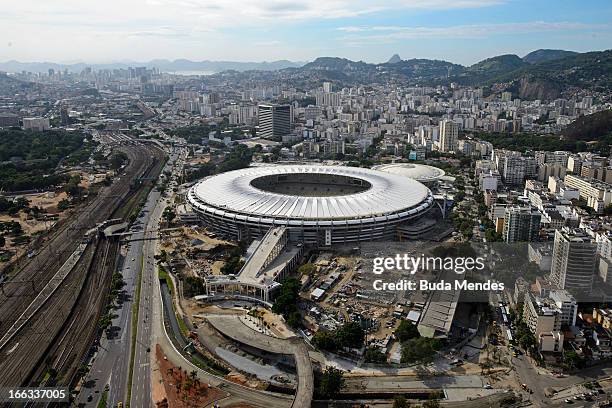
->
393, 395, 410, 408
163, 208, 176, 223
564, 351, 583, 370
272, 277, 302, 328
364, 347, 387, 364
395, 320, 419, 342
317, 367, 345, 398
184, 276, 205, 297
297, 263, 316, 276
423, 396, 440, 408
335, 322, 365, 349
64, 174, 83, 197
312, 331, 338, 351
109, 152, 128, 170
400, 337, 440, 364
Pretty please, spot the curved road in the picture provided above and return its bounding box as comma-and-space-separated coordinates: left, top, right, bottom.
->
206, 314, 314, 408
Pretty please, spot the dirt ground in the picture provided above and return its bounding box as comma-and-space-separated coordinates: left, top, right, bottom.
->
159, 226, 233, 278
0, 191, 71, 265
155, 344, 226, 408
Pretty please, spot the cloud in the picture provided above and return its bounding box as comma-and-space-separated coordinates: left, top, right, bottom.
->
254, 40, 283, 47
0, 0, 506, 30
337, 21, 608, 44
126, 27, 192, 38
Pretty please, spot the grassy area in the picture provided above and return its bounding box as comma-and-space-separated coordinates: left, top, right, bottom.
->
97, 389, 108, 408
158, 266, 188, 335
126, 256, 144, 408
158, 267, 230, 376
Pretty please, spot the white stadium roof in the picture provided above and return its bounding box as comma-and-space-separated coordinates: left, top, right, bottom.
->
189, 165, 431, 221
373, 163, 445, 183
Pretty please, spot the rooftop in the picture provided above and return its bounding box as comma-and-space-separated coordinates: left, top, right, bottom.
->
373, 163, 445, 183
189, 164, 431, 221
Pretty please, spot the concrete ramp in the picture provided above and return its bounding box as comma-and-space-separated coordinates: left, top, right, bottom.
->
206, 315, 313, 408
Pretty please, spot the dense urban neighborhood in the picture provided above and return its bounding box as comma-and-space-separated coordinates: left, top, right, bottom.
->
1, 45, 612, 408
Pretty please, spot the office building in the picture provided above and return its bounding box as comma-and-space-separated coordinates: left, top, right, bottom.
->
258, 104, 291, 140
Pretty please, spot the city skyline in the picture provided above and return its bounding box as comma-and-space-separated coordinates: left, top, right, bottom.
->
1, 0, 611, 65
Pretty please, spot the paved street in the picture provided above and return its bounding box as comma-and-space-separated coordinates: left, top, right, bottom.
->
77, 146, 180, 407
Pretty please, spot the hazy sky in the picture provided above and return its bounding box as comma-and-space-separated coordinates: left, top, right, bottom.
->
1, 0, 611, 65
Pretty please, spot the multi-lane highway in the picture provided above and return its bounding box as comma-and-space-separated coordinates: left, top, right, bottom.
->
129, 150, 181, 408
78, 146, 182, 407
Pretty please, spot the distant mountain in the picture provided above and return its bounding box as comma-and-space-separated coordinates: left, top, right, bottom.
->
3, 49, 610, 101
381, 58, 464, 81
0, 59, 305, 73
466, 54, 527, 77
293, 50, 611, 99
387, 54, 402, 64
296, 56, 462, 84
522, 49, 578, 64
300, 57, 372, 72
490, 49, 612, 99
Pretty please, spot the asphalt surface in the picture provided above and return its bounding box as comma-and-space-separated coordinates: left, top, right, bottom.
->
77, 148, 179, 407
206, 315, 314, 408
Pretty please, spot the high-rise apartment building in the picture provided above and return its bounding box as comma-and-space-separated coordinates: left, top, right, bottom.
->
550, 228, 597, 292
22, 117, 50, 132
549, 289, 578, 327
502, 155, 527, 185
258, 104, 291, 140
439, 119, 458, 153
502, 206, 541, 242
523, 292, 563, 352
315, 92, 341, 107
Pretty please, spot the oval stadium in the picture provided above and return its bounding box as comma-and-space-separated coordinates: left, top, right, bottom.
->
187, 165, 435, 244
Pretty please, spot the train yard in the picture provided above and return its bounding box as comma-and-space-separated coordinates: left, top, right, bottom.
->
0, 136, 166, 393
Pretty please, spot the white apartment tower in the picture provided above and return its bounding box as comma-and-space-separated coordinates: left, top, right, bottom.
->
439, 120, 458, 153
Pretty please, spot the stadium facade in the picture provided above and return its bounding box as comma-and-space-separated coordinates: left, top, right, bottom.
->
187, 165, 435, 244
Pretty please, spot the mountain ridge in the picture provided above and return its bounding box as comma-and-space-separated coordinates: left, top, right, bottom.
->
0, 59, 306, 73
522, 49, 578, 64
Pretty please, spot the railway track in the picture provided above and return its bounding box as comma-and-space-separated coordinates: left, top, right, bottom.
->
31, 236, 119, 383
0, 242, 97, 388
0, 145, 149, 327
0, 141, 166, 391
40, 144, 167, 387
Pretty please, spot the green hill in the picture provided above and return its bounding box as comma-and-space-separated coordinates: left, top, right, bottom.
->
522, 49, 578, 64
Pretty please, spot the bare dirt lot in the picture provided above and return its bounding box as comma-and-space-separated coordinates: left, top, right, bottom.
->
155, 344, 226, 408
